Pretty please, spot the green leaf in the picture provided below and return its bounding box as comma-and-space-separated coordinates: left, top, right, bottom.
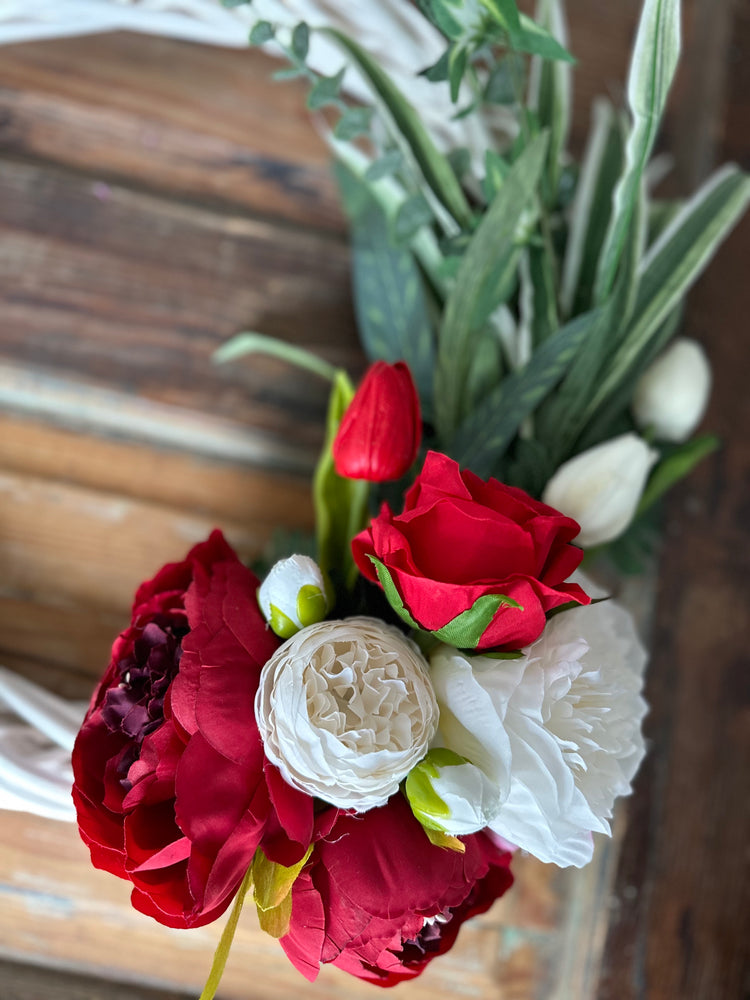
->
291, 21, 310, 61
249, 20, 275, 45
198, 866, 253, 1000
212, 331, 337, 382
420, 46, 451, 83
527, 239, 559, 344
415, 0, 466, 40
393, 192, 433, 243
313, 371, 369, 589
560, 98, 626, 318
434, 132, 549, 439
481, 149, 510, 203
336, 163, 436, 414
307, 68, 346, 110
449, 307, 603, 477
593, 0, 681, 304
334, 106, 374, 140
432, 594, 523, 647
637, 434, 719, 514
364, 150, 404, 182
512, 12, 575, 63
528, 0, 572, 206
322, 27, 473, 232
585, 165, 750, 423
369, 556, 522, 648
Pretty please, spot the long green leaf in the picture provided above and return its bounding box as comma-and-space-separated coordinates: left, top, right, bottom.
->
560, 99, 625, 318
213, 332, 337, 382
449, 307, 603, 477
529, 0, 572, 206
586, 165, 750, 421
322, 28, 472, 233
637, 434, 719, 513
537, 180, 646, 462
593, 0, 681, 304
335, 162, 436, 416
434, 132, 549, 439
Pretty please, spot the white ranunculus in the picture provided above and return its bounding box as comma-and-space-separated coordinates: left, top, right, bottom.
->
258, 554, 329, 639
255, 617, 438, 811
632, 337, 712, 442
542, 433, 658, 547
429, 597, 648, 866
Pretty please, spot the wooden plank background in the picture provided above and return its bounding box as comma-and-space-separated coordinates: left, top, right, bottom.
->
0, 2, 747, 997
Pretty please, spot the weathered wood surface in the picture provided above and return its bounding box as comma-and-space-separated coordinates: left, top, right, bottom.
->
0, 3, 747, 998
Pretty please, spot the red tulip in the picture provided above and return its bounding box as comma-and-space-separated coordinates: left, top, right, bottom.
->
333, 361, 421, 481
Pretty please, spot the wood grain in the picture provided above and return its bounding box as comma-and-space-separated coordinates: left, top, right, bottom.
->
0, 34, 344, 232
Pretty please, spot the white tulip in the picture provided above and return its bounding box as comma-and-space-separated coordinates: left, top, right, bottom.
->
257, 554, 329, 639
429, 595, 648, 867
542, 434, 658, 547
632, 337, 712, 442
255, 617, 438, 811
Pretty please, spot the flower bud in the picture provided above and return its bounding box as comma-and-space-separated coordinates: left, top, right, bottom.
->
542, 434, 658, 548
258, 555, 329, 639
405, 747, 501, 837
333, 361, 421, 481
632, 337, 712, 442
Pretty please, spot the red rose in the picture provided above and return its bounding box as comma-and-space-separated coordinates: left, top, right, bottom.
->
72, 531, 315, 929
333, 361, 421, 481
352, 451, 589, 650
281, 794, 514, 986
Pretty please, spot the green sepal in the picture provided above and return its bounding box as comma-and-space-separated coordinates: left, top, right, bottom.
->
369, 556, 522, 648
268, 603, 298, 640
405, 749, 469, 829
424, 826, 466, 853
296, 584, 327, 627
432, 593, 523, 648
481, 649, 524, 660
252, 845, 313, 940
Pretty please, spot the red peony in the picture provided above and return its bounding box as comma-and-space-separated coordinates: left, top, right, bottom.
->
72, 531, 315, 928
333, 361, 421, 482
281, 794, 514, 986
352, 451, 589, 650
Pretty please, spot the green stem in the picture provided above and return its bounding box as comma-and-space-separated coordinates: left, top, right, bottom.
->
198, 866, 254, 1000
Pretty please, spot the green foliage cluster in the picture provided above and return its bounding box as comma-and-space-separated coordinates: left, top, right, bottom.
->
221, 0, 748, 572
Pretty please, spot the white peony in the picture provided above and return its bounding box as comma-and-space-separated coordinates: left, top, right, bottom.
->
429, 597, 648, 867
255, 616, 438, 811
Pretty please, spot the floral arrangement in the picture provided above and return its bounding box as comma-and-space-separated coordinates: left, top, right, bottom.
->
71, 0, 748, 993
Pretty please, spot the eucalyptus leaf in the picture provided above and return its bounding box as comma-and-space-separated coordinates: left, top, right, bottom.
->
434, 133, 548, 439
593, 0, 681, 304
323, 27, 473, 232
291, 22, 310, 62
307, 68, 346, 110
334, 106, 374, 140
449, 307, 603, 477
249, 20, 274, 45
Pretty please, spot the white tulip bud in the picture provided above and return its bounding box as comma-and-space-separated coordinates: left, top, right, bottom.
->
258, 555, 329, 639
542, 434, 658, 547
632, 338, 712, 442
405, 748, 502, 836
